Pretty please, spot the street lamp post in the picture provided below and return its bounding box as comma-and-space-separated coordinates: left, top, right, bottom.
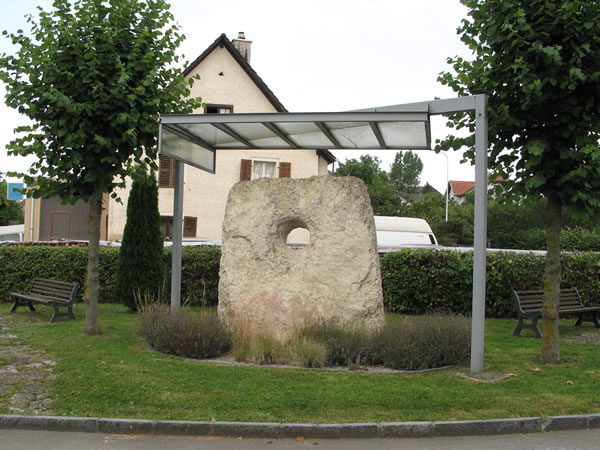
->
439, 151, 449, 222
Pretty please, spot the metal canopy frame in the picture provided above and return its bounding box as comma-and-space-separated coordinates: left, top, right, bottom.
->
158, 95, 488, 374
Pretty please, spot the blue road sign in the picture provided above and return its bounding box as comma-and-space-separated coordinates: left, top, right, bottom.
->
7, 183, 24, 201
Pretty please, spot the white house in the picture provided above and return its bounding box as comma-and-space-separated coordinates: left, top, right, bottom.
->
107, 33, 335, 242
24, 33, 335, 243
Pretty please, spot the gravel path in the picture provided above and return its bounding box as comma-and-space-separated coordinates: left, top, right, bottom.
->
0, 314, 56, 415
562, 329, 600, 344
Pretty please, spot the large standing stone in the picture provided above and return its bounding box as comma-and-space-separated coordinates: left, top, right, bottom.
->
218, 176, 384, 338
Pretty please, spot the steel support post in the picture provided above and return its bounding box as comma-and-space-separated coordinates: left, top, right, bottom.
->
170, 160, 184, 313
470, 94, 488, 374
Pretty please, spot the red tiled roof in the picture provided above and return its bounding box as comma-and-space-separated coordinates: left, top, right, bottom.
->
450, 180, 475, 196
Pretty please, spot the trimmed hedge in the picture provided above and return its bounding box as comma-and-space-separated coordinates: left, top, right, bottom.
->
177, 246, 221, 307
2, 245, 600, 318
0, 245, 221, 306
381, 249, 600, 317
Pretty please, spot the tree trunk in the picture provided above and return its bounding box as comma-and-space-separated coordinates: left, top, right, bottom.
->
541, 194, 561, 364
84, 184, 103, 335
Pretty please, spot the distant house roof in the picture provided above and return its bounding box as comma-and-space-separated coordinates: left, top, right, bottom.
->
184, 34, 335, 164
449, 180, 475, 197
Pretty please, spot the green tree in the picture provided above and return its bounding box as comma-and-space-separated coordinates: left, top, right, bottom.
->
389, 151, 423, 193
335, 155, 384, 185
334, 155, 403, 215
0, 175, 24, 225
368, 172, 404, 216
438, 0, 600, 363
405, 189, 473, 246
0, 0, 200, 334
487, 198, 546, 249
116, 166, 165, 312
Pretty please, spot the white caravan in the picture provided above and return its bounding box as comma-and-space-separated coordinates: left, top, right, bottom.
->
0, 224, 25, 242
374, 216, 438, 247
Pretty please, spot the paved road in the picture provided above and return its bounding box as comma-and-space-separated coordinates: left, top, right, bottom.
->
2, 429, 600, 450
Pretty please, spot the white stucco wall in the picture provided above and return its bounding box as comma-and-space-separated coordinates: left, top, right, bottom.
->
159, 149, 324, 241
188, 46, 277, 114
318, 155, 330, 176
105, 40, 332, 242
106, 182, 132, 241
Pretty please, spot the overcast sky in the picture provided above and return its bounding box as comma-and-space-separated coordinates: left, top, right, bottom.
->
0, 0, 474, 193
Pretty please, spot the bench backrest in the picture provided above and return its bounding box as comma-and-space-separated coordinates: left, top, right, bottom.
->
29, 277, 80, 302
513, 288, 582, 314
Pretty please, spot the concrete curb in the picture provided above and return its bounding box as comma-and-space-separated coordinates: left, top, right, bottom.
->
1, 414, 599, 438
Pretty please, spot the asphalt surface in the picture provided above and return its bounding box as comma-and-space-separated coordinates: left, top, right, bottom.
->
2, 428, 600, 449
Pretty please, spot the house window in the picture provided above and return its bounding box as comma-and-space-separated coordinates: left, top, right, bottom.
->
253, 161, 276, 179
205, 104, 233, 114
240, 159, 292, 181
158, 156, 174, 188
160, 216, 197, 239
160, 216, 173, 238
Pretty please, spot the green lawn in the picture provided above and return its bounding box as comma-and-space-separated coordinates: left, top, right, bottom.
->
1, 302, 600, 423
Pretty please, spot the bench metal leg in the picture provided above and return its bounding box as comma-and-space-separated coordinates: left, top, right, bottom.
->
9, 300, 36, 314
67, 306, 76, 321
49, 308, 59, 323
49, 306, 76, 323
575, 312, 600, 328
513, 317, 542, 338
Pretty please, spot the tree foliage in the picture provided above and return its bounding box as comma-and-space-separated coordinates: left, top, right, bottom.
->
389, 151, 423, 194
0, 175, 24, 225
335, 153, 427, 216
438, 0, 600, 363
116, 166, 165, 312
0, 0, 201, 333
334, 155, 404, 216
334, 155, 384, 186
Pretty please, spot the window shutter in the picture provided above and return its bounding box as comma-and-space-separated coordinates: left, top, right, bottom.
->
240, 159, 252, 181
158, 156, 174, 188
183, 216, 197, 238
279, 162, 291, 178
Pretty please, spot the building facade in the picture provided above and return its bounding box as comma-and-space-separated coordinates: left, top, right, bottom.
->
25, 33, 335, 243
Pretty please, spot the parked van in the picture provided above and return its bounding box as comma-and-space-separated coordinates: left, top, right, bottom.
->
374, 216, 438, 247
0, 224, 25, 242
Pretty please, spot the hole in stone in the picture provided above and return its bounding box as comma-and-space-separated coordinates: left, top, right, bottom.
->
279, 218, 311, 248
286, 227, 311, 247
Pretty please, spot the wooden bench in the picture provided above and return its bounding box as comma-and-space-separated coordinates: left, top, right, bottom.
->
9, 277, 80, 323
512, 288, 600, 338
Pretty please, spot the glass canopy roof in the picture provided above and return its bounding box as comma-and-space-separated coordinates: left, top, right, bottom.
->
160, 95, 491, 376
159, 110, 431, 173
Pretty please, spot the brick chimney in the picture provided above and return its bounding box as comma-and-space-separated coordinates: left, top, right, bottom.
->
232, 31, 252, 63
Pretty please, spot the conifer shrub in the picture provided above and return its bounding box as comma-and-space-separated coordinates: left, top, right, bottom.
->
116, 167, 165, 311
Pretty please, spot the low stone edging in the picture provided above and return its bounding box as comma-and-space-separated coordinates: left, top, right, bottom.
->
1, 414, 599, 438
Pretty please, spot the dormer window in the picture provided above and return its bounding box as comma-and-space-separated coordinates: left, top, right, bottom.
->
205, 104, 233, 114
